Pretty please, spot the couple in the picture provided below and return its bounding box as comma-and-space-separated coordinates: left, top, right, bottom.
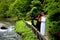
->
36, 12, 46, 36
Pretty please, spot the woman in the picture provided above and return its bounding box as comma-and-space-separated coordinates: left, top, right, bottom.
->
40, 12, 46, 36
36, 14, 41, 32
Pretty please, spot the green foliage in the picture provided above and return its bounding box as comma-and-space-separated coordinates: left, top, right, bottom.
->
47, 8, 60, 33
44, 0, 60, 40
0, 0, 42, 19
15, 20, 37, 40
0, 0, 12, 17
25, 0, 42, 20
0, 0, 32, 18
27, 0, 42, 17
9, 0, 33, 18
0, 0, 60, 40
0, 0, 16, 17
43, 1, 60, 13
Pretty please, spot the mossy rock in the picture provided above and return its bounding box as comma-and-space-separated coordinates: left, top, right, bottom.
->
0, 23, 8, 29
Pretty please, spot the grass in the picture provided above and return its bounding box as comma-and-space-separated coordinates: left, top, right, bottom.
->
15, 20, 37, 40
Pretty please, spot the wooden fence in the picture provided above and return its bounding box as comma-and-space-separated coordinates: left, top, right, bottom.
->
24, 21, 46, 40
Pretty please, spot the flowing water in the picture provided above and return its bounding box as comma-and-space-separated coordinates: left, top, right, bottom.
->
0, 22, 22, 40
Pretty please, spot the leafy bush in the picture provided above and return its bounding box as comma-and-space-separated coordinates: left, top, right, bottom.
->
0, 0, 42, 19
43, 0, 60, 40
26, 0, 42, 20
47, 8, 60, 32
46, 7, 60, 40
15, 20, 37, 40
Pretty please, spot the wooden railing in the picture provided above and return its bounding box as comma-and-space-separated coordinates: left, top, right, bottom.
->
24, 21, 46, 40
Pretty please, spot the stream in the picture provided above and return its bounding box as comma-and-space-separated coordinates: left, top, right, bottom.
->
0, 22, 22, 40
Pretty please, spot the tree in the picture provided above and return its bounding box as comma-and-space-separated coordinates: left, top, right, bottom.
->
7, 0, 32, 19
26, 0, 42, 20
0, 0, 15, 18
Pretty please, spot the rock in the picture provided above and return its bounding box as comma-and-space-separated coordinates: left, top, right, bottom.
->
1, 26, 7, 29
0, 23, 8, 29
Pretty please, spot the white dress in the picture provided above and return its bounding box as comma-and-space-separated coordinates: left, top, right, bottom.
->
40, 16, 46, 35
